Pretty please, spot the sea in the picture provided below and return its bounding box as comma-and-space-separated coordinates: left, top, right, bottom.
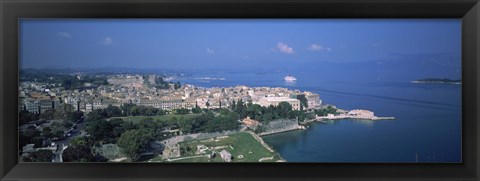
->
176, 70, 462, 163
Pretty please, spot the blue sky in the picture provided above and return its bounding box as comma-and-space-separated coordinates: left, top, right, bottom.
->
20, 19, 461, 70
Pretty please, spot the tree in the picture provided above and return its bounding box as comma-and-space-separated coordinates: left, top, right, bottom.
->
42, 126, 52, 138
235, 99, 246, 117
154, 77, 170, 89
63, 79, 73, 90
175, 108, 189, 115
117, 129, 154, 161
39, 109, 55, 120
137, 118, 157, 132
105, 105, 122, 118
54, 107, 67, 119
231, 100, 236, 110
67, 110, 84, 122
63, 104, 75, 113
174, 81, 181, 90
191, 107, 202, 114
19, 110, 39, 125
110, 118, 128, 138
178, 117, 194, 133
314, 106, 338, 116
51, 129, 64, 139
296, 95, 308, 110
19, 127, 41, 149
277, 102, 293, 118
121, 103, 136, 116
27, 150, 55, 162
85, 118, 124, 143
32, 136, 44, 148
62, 119, 73, 129
145, 106, 159, 116
130, 105, 149, 116
260, 112, 274, 123
246, 104, 264, 120
62, 144, 95, 162
203, 110, 239, 132
288, 110, 306, 121
70, 137, 87, 146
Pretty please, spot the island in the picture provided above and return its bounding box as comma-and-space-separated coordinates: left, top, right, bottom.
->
411, 78, 461, 84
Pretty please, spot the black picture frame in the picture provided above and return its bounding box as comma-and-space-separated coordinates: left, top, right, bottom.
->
1, 0, 479, 180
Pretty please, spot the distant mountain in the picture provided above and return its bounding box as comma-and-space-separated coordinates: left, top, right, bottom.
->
20, 67, 173, 75
20, 53, 461, 83
411, 78, 461, 84
291, 53, 461, 82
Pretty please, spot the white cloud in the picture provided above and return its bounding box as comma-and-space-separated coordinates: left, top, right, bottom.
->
277, 42, 294, 54
57, 32, 71, 38
100, 37, 113, 46
307, 44, 332, 52
206, 48, 215, 54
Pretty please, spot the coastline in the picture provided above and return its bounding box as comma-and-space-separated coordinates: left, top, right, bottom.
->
259, 108, 394, 136
410, 80, 461, 85
316, 115, 395, 121
303, 109, 395, 125
257, 125, 306, 136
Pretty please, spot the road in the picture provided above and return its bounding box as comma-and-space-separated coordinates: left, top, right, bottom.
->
52, 118, 86, 162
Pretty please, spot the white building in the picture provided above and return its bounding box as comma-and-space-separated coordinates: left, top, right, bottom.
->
347, 109, 374, 118
23, 99, 39, 113
219, 150, 232, 162
256, 97, 301, 110
305, 92, 322, 108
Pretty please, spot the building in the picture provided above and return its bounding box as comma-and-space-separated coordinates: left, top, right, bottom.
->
219, 150, 232, 162
305, 92, 322, 108
21, 98, 57, 114
23, 99, 39, 113
347, 109, 374, 118
148, 74, 156, 85
39, 99, 55, 113
242, 116, 260, 128
157, 97, 183, 110
257, 96, 301, 110
107, 75, 144, 88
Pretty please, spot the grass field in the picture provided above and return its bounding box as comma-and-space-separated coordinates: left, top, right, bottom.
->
170, 132, 283, 162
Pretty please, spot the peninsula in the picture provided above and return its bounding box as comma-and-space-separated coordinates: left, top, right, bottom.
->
18, 71, 394, 163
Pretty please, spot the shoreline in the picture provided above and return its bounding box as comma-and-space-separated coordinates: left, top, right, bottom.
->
259, 109, 394, 136
411, 80, 461, 85
303, 110, 395, 125
257, 125, 306, 136
316, 115, 395, 121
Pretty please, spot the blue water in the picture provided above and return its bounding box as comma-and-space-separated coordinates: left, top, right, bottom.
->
177, 70, 461, 163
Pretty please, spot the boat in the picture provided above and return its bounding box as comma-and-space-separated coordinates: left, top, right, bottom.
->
284, 75, 297, 82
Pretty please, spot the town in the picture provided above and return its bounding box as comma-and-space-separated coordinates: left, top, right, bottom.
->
18, 71, 391, 162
